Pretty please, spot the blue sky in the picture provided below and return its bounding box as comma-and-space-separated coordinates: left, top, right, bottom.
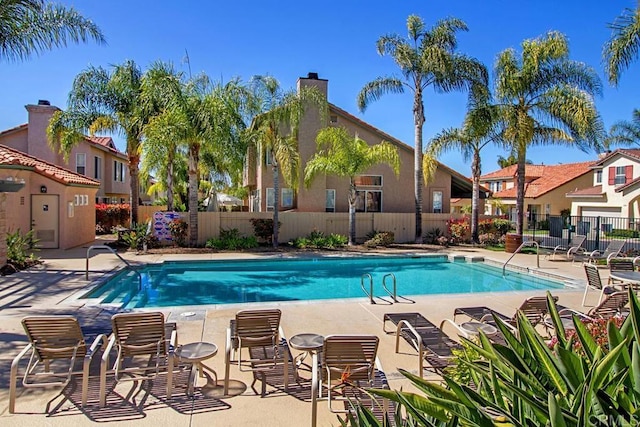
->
1, 0, 639, 177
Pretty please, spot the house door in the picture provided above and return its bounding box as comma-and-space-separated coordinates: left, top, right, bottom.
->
31, 194, 59, 248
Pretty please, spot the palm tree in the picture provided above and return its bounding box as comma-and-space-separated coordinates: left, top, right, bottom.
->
604, 3, 640, 86
427, 91, 502, 243
146, 67, 248, 246
357, 15, 487, 243
606, 109, 640, 149
47, 60, 154, 224
495, 31, 603, 235
496, 154, 533, 168
249, 75, 327, 247
0, 0, 105, 63
304, 127, 400, 245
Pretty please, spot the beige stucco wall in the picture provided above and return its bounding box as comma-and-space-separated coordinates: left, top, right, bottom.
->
0, 127, 28, 152
0, 193, 6, 267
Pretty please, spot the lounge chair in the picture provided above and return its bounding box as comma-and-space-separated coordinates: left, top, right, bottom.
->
9, 316, 107, 413
582, 263, 622, 307
99, 312, 177, 407
223, 308, 290, 396
574, 239, 626, 266
384, 312, 461, 377
549, 234, 586, 261
547, 291, 630, 331
453, 295, 556, 332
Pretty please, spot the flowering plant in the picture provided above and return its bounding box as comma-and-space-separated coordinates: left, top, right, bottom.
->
168, 219, 188, 247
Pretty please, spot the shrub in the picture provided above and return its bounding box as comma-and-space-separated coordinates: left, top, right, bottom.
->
95, 203, 130, 232
121, 222, 158, 250
478, 232, 499, 246
250, 218, 280, 244
364, 231, 395, 248
168, 219, 188, 247
606, 228, 639, 238
423, 227, 443, 244
447, 218, 470, 244
5, 229, 41, 271
290, 230, 347, 249
205, 228, 258, 250
492, 218, 512, 235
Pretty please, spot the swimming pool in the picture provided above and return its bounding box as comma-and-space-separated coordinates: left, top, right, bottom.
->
81, 255, 565, 309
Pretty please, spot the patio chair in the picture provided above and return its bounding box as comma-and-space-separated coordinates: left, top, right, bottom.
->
99, 312, 177, 407
547, 291, 630, 331
582, 263, 622, 307
548, 234, 586, 261
318, 335, 381, 413
384, 312, 461, 377
9, 316, 107, 413
574, 239, 626, 266
223, 308, 290, 396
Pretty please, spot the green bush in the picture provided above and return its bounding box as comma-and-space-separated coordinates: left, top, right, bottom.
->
95, 203, 130, 232
205, 228, 258, 250
364, 231, 395, 247
606, 228, 639, 238
121, 222, 158, 250
250, 218, 280, 244
423, 227, 444, 244
168, 218, 188, 247
290, 230, 347, 249
5, 229, 40, 270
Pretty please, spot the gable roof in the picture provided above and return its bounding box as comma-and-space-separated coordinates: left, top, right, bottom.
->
592, 148, 640, 166
0, 144, 100, 187
480, 164, 546, 181
490, 161, 593, 199
566, 185, 604, 198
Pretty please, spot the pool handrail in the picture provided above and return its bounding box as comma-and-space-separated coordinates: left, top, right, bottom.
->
361, 273, 374, 304
86, 245, 142, 286
382, 273, 415, 304
502, 240, 539, 277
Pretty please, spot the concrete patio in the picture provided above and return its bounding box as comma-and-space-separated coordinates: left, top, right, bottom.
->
0, 242, 605, 426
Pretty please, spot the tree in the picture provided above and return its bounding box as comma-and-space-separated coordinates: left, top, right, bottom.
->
304, 127, 400, 245
496, 154, 533, 168
357, 15, 487, 243
605, 109, 640, 149
249, 75, 327, 248
144, 65, 248, 246
0, 0, 105, 63
494, 31, 603, 235
47, 60, 154, 224
427, 90, 501, 243
604, 3, 640, 86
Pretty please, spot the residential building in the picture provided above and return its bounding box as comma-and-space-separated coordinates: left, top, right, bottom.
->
0, 101, 129, 205
481, 162, 594, 222
568, 149, 640, 222
244, 73, 479, 215
0, 144, 100, 249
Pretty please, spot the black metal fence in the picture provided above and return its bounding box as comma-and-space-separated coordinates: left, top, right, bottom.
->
524, 214, 640, 254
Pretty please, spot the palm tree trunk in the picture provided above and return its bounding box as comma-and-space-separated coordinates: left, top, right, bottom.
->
128, 150, 140, 226
348, 180, 357, 245
413, 90, 425, 243
471, 151, 481, 243
188, 143, 199, 247
166, 149, 174, 211
516, 150, 526, 235
272, 157, 280, 248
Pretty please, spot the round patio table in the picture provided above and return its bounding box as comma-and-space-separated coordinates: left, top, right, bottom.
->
289, 333, 324, 371
176, 341, 218, 396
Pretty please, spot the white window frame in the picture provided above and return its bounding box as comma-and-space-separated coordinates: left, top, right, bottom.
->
76, 153, 86, 175
615, 166, 626, 185
281, 188, 293, 208
94, 156, 102, 180
595, 169, 602, 184
326, 189, 336, 212
265, 149, 273, 166
266, 188, 275, 211
432, 190, 443, 213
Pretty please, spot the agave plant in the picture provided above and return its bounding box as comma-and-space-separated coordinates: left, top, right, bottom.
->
346, 288, 640, 426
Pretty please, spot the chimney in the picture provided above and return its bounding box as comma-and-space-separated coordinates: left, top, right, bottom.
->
307, 72, 319, 80
37, 99, 51, 106
297, 72, 328, 98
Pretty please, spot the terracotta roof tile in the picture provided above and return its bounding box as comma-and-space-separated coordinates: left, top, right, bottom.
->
566, 185, 604, 197
480, 164, 545, 180
488, 161, 593, 199
0, 144, 100, 186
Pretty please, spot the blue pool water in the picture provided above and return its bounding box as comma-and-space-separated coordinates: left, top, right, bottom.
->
82, 256, 564, 309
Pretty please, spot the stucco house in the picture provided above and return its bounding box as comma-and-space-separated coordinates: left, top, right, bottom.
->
244, 73, 478, 214
568, 149, 640, 224
0, 144, 99, 250
481, 161, 594, 223
0, 101, 129, 205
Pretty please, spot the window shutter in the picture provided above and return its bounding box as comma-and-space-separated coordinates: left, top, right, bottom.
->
626, 165, 633, 183
608, 166, 615, 185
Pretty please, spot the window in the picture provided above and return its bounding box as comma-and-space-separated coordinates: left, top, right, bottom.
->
329, 115, 338, 124
355, 190, 381, 212
354, 175, 382, 186
489, 181, 503, 192
114, 160, 125, 182
281, 188, 293, 208
326, 189, 336, 212
595, 169, 602, 184
76, 153, 86, 175
432, 191, 443, 213
94, 156, 102, 180
266, 188, 275, 211
615, 166, 626, 185
251, 189, 260, 212
265, 150, 273, 166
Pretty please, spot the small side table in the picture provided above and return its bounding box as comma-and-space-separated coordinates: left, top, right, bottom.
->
460, 321, 498, 338
176, 341, 218, 396
289, 333, 324, 371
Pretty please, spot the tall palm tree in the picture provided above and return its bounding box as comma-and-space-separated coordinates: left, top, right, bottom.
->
427, 91, 502, 243
249, 75, 327, 247
304, 127, 400, 245
604, 3, 640, 86
0, 0, 105, 63
495, 31, 603, 235
145, 66, 248, 246
606, 109, 640, 149
357, 15, 487, 243
47, 60, 153, 224
496, 154, 533, 168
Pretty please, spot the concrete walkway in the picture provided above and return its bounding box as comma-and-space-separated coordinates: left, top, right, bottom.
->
0, 242, 602, 426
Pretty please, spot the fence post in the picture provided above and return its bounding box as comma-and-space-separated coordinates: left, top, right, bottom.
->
595, 216, 601, 251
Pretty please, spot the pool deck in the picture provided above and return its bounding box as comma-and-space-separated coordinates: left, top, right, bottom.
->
0, 242, 608, 426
